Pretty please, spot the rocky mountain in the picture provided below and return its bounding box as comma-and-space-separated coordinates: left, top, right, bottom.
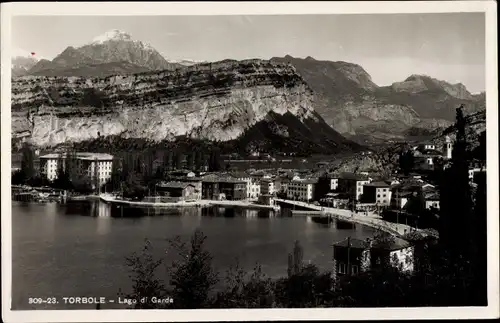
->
270, 56, 485, 144
11, 48, 39, 77
26, 29, 181, 77
167, 59, 206, 67
322, 107, 487, 177
432, 108, 486, 153
11, 59, 361, 154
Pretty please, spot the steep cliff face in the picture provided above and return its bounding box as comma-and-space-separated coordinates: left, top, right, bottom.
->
12, 59, 359, 153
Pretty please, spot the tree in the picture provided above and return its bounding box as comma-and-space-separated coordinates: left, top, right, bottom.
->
20, 143, 35, 181
439, 106, 473, 257
122, 239, 167, 309
104, 158, 123, 193
52, 154, 72, 191
172, 149, 184, 170
195, 151, 204, 171
167, 230, 219, 308
11, 170, 26, 185
399, 149, 415, 175
287, 240, 304, 277
122, 171, 147, 199
214, 262, 275, 308
186, 152, 194, 171
72, 174, 93, 194
208, 148, 221, 172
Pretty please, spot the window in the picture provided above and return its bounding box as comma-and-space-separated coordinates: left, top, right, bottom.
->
352, 265, 359, 275
377, 194, 381, 198
338, 263, 347, 274
383, 194, 386, 197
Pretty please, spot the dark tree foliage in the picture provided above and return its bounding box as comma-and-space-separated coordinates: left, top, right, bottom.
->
435, 105, 486, 306
72, 174, 93, 194
122, 239, 167, 309
439, 106, 473, 256
11, 170, 26, 185
166, 230, 219, 309
104, 158, 124, 193
122, 171, 147, 200
186, 152, 194, 171
398, 149, 415, 175
208, 148, 221, 172
194, 150, 204, 171
287, 240, 304, 277
20, 142, 35, 180
52, 153, 73, 191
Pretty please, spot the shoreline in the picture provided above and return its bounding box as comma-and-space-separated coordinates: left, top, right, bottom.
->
98, 194, 279, 211
14, 189, 432, 239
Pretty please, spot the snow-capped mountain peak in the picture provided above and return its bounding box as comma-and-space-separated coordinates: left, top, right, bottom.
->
91, 29, 132, 44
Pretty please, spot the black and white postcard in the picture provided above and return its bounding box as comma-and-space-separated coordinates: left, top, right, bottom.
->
1, 1, 498, 322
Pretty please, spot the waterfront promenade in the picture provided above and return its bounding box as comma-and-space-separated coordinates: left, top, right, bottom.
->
276, 198, 431, 238
98, 194, 279, 211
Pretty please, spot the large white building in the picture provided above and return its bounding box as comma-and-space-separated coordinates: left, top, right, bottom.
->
287, 179, 317, 201
39, 152, 114, 187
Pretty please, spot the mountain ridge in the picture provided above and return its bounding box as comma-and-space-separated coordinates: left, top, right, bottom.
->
26, 29, 182, 77
270, 55, 485, 144
12, 59, 361, 155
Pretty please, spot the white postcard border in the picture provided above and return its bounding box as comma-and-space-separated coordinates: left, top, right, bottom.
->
1, 1, 498, 322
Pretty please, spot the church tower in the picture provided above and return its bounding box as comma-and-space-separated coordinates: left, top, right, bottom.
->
444, 135, 453, 159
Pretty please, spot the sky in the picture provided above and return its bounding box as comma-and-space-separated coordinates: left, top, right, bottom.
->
12, 13, 486, 93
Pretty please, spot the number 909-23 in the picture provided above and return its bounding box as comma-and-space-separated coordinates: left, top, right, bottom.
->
28, 297, 58, 304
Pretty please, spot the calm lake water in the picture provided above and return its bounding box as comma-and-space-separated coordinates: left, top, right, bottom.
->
11, 200, 377, 310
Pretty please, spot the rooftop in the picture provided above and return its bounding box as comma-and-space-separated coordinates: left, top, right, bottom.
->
40, 152, 113, 161
156, 182, 195, 189
202, 176, 246, 184
229, 171, 251, 179
425, 192, 440, 200
291, 178, 318, 184
333, 237, 369, 249
364, 181, 391, 188
333, 236, 411, 251
338, 172, 370, 181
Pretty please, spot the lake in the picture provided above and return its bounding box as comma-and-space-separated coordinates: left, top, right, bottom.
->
11, 200, 377, 310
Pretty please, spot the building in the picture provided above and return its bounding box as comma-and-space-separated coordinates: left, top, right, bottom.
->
260, 178, 276, 196
390, 180, 433, 210
39, 152, 113, 187
332, 236, 415, 276
258, 194, 276, 206
218, 179, 247, 200
229, 172, 253, 199
417, 142, 437, 151
443, 135, 453, 159
166, 173, 203, 200
362, 181, 393, 206
201, 176, 247, 200
315, 173, 340, 201
287, 178, 317, 202
155, 182, 197, 201
332, 237, 370, 276
337, 172, 372, 201
424, 192, 440, 210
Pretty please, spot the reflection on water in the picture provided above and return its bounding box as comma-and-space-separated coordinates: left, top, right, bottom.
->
12, 200, 377, 310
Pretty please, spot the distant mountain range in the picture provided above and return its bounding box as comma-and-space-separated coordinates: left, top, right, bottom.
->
270, 56, 485, 144
11, 30, 485, 146
13, 29, 183, 77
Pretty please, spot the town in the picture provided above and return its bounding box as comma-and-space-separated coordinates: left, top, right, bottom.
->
12, 129, 486, 237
